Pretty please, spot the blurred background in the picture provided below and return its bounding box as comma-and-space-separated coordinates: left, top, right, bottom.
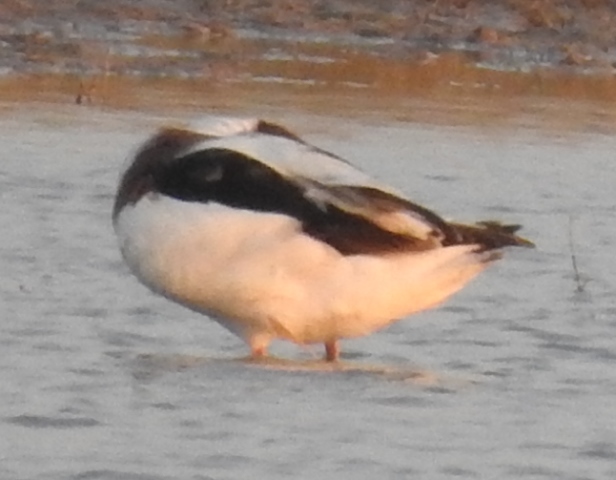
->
2, 0, 616, 128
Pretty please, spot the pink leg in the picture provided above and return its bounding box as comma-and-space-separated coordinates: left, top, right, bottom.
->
250, 345, 267, 359
324, 340, 340, 362
249, 335, 270, 360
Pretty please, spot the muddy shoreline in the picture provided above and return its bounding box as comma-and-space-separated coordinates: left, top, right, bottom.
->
3, 0, 616, 75
2, 0, 616, 131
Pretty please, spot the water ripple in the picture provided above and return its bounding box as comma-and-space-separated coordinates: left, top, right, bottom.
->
6, 414, 100, 429
2, 111, 616, 480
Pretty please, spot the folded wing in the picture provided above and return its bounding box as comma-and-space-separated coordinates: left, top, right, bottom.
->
119, 117, 533, 255
158, 145, 461, 255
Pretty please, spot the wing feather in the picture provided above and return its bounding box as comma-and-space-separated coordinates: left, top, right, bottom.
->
117, 116, 534, 254
182, 130, 452, 245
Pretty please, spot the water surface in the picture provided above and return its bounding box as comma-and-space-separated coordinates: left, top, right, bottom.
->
1, 106, 615, 479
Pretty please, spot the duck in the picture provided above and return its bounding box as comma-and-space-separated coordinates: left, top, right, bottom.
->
112, 116, 533, 362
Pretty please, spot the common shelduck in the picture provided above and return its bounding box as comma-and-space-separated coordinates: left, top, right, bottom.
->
112, 117, 533, 362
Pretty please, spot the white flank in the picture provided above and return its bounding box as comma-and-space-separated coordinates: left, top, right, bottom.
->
115, 193, 490, 347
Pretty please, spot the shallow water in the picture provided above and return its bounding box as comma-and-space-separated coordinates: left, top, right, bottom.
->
2, 105, 616, 479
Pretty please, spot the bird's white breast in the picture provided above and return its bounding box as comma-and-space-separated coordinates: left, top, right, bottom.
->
113, 193, 342, 338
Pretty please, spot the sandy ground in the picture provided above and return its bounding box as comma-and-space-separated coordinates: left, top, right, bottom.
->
2, 1, 616, 132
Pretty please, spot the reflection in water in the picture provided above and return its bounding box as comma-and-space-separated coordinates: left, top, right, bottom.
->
129, 353, 448, 386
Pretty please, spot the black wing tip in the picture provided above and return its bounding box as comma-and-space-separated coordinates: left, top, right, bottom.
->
450, 220, 535, 250
476, 220, 522, 235
482, 221, 535, 248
